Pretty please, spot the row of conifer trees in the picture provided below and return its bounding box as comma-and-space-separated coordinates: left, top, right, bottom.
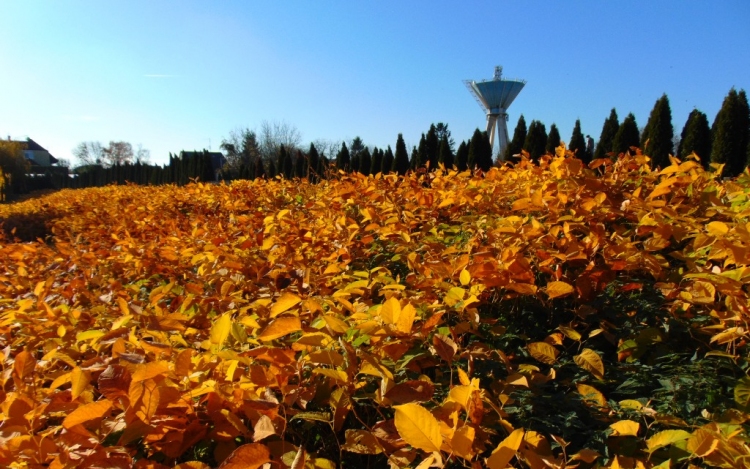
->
23, 87, 750, 194
506, 87, 750, 177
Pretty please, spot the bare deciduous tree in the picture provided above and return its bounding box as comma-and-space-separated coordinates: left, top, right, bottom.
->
72, 141, 104, 166
135, 144, 151, 164
102, 141, 134, 166
258, 120, 302, 161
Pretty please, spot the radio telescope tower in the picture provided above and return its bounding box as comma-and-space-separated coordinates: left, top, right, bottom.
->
464, 66, 526, 159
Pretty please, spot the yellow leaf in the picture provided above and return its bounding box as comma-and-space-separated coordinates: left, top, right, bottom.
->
609, 420, 639, 437
577, 383, 607, 408
218, 443, 271, 469
258, 316, 302, 341
380, 297, 401, 325
452, 424, 476, 460
646, 429, 691, 452
706, 221, 729, 236
528, 342, 559, 365
270, 292, 302, 317
312, 368, 349, 383
574, 348, 605, 379
457, 367, 471, 386
342, 429, 384, 454
459, 269, 471, 286
486, 428, 524, 469
210, 312, 232, 346
394, 403, 442, 453
546, 281, 575, 299
687, 428, 719, 457
70, 366, 90, 400
395, 302, 417, 333
62, 399, 113, 429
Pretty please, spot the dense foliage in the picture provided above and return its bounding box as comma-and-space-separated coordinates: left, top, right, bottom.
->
1, 148, 750, 468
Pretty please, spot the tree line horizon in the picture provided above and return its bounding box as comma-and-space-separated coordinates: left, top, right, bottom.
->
2, 87, 749, 196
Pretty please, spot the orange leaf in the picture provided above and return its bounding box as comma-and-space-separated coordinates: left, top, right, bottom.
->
63, 399, 113, 429
574, 348, 605, 379
486, 428, 524, 469
546, 281, 575, 299
218, 443, 271, 469
258, 316, 302, 341
270, 292, 302, 317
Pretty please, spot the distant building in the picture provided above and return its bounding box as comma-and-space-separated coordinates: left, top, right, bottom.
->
10, 138, 59, 167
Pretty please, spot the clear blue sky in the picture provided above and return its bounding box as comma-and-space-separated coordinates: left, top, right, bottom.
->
2, 1, 749, 166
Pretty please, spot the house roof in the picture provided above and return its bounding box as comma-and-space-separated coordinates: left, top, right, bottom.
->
11, 138, 59, 164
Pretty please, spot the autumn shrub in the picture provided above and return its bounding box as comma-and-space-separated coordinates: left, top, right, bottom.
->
0, 149, 749, 468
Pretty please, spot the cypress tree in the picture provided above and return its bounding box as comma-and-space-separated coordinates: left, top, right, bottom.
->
641, 94, 675, 169
370, 147, 382, 175
336, 142, 350, 171
505, 115, 527, 160
439, 135, 454, 169
678, 109, 712, 168
359, 147, 372, 175
612, 113, 640, 155
351, 154, 361, 173
254, 157, 266, 179
267, 158, 277, 178
294, 149, 306, 178
410, 146, 420, 170
546, 124, 561, 155
569, 119, 587, 163
456, 141, 469, 171
413, 137, 425, 169
276, 145, 286, 178
425, 124, 439, 169
382, 146, 394, 174
467, 129, 482, 169
319, 156, 330, 179
711, 88, 750, 177
524, 120, 548, 161
394, 134, 410, 175
594, 108, 619, 160
308, 143, 320, 182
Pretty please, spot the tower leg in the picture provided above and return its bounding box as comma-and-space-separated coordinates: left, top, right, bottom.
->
486, 115, 498, 153
496, 114, 510, 161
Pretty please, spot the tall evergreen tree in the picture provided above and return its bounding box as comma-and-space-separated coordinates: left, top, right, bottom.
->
359, 148, 372, 175
641, 94, 675, 169
524, 120, 548, 161
505, 115, 527, 161
267, 157, 277, 178
276, 145, 286, 178
468, 129, 493, 171
425, 124, 440, 169
382, 146, 394, 174
711, 88, 750, 177
456, 141, 469, 171
294, 149, 306, 178
283, 147, 294, 179
350, 154, 361, 173
307, 143, 320, 182
612, 113, 640, 155
594, 108, 619, 160
439, 135, 454, 169
569, 119, 587, 163
415, 135, 427, 169
370, 147, 382, 175
546, 124, 561, 155
336, 142, 350, 172
410, 147, 419, 170
678, 109, 712, 168
394, 134, 410, 175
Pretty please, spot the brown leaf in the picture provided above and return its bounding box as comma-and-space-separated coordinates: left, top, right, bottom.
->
385, 380, 435, 404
